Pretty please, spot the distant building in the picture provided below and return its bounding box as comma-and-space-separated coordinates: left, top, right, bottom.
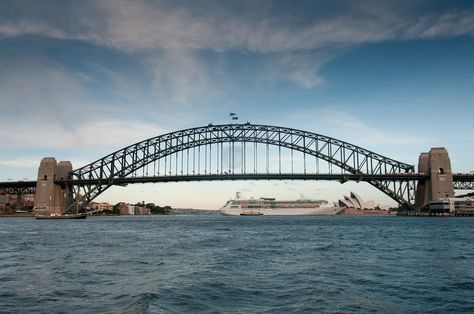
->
134, 206, 151, 215
430, 197, 474, 214
115, 202, 133, 215
97, 202, 152, 215
115, 202, 150, 215
0, 193, 35, 211
337, 192, 382, 210
90, 202, 113, 212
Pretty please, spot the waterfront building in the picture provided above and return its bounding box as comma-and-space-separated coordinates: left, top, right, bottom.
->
90, 202, 113, 212
134, 206, 151, 215
0, 193, 35, 211
429, 198, 474, 214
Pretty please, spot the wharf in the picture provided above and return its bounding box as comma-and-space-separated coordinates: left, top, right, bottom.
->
397, 211, 474, 217
337, 208, 395, 215
0, 213, 35, 217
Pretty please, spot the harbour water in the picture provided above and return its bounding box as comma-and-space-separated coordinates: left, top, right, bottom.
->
1, 215, 474, 313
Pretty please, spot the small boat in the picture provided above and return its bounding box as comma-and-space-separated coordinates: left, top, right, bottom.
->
35, 213, 87, 219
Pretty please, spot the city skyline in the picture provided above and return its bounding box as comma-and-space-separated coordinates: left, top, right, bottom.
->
1, 1, 474, 209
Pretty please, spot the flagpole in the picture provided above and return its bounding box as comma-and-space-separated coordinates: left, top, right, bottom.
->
229, 112, 238, 124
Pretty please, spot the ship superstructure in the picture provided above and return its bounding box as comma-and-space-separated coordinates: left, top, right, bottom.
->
220, 192, 343, 216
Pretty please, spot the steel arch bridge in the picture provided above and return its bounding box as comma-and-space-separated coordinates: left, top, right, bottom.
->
65, 123, 418, 210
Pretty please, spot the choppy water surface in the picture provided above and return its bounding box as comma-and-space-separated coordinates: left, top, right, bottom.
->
1, 215, 474, 313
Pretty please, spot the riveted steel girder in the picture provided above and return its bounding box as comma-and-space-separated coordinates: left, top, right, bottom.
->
67, 123, 417, 210
454, 181, 474, 190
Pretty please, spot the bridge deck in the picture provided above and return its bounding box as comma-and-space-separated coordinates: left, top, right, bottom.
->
57, 173, 429, 185
3, 173, 474, 188
2, 173, 474, 189
0, 181, 36, 188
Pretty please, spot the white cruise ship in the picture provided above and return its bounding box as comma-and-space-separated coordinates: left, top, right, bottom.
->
220, 192, 343, 216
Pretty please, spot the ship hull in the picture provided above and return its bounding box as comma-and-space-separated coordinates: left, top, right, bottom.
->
221, 207, 342, 216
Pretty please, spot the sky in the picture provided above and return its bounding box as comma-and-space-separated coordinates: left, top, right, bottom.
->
1, 0, 474, 209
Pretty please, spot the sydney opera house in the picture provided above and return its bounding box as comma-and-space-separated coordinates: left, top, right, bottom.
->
337, 192, 376, 210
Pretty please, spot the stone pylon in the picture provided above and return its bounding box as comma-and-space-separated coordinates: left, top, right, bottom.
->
415, 147, 454, 209
33, 158, 73, 214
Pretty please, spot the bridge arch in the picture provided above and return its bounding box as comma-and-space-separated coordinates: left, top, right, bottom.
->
69, 123, 415, 210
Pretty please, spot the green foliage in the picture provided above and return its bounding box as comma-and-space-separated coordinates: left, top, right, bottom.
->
4, 203, 14, 213
145, 203, 156, 210
111, 203, 122, 215
141, 202, 172, 214
21, 205, 34, 212
110, 201, 172, 215
151, 204, 172, 215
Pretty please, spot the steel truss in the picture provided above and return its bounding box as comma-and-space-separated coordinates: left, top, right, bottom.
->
0, 181, 37, 196
454, 181, 474, 190
69, 123, 416, 210
0, 187, 36, 196
452, 174, 474, 190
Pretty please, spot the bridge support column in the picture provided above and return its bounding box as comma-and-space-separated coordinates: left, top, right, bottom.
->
415, 147, 454, 209
33, 158, 73, 214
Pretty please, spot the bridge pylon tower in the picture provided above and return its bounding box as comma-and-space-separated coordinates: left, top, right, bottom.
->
33, 157, 74, 214
415, 147, 454, 209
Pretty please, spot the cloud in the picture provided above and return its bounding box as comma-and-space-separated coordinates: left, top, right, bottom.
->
286, 107, 434, 149
0, 119, 166, 150
269, 51, 334, 89
0, 20, 69, 39
149, 49, 217, 104
0, 57, 96, 125
1, 0, 474, 93
405, 10, 474, 39
89, 1, 474, 53
0, 54, 189, 150
0, 158, 40, 168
